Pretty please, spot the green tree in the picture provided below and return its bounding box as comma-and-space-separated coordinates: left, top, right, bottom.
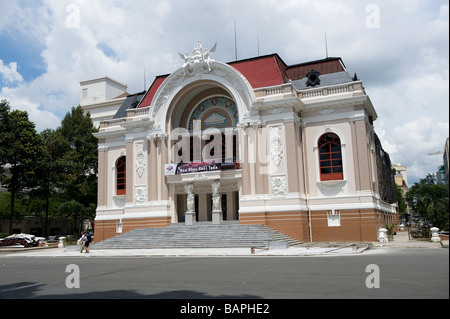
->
0, 192, 27, 233
406, 174, 449, 230
0, 100, 43, 234
29, 128, 68, 237
57, 106, 98, 234
26, 195, 65, 235
396, 185, 407, 215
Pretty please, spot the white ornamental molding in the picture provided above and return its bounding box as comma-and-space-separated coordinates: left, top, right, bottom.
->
268, 107, 285, 115
136, 150, 146, 178
237, 120, 266, 131
271, 177, 287, 198
271, 135, 284, 167
147, 132, 169, 141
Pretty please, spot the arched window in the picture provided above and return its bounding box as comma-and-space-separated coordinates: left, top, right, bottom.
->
318, 133, 343, 181
116, 156, 126, 195
176, 96, 239, 164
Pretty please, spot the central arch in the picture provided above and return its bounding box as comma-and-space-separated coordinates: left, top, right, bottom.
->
151, 61, 252, 224
149, 60, 255, 133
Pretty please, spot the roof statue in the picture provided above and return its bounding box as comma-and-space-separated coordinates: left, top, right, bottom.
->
179, 41, 217, 76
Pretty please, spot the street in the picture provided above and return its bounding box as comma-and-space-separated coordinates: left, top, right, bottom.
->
0, 249, 448, 301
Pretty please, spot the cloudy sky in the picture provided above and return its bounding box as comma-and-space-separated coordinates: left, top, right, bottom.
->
0, 0, 448, 185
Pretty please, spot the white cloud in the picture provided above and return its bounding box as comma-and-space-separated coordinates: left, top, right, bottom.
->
0, 59, 24, 83
0, 0, 448, 184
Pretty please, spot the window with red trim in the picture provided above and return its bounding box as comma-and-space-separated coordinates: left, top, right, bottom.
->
318, 133, 343, 181
116, 156, 126, 195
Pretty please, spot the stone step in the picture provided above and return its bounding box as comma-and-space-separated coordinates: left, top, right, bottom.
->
92, 223, 303, 250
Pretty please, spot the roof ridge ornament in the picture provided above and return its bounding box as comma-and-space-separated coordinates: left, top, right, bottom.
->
179, 41, 217, 77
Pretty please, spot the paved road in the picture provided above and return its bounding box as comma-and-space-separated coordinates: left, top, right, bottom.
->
1, 248, 448, 301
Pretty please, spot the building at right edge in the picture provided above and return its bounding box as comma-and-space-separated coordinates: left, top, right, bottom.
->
234, 57, 399, 242
91, 47, 399, 243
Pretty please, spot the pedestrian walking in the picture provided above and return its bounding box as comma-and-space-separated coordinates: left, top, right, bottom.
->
80, 231, 90, 253
84, 232, 92, 253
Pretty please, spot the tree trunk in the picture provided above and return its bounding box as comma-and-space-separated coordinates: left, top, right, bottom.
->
9, 190, 15, 234
44, 194, 49, 238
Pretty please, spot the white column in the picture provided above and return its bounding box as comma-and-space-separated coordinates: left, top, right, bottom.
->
431, 227, 441, 242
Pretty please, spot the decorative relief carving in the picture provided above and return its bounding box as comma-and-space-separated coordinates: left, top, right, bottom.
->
271, 177, 287, 198
269, 107, 284, 115
134, 187, 146, 205
319, 108, 335, 115
194, 173, 207, 180
135, 150, 145, 178
271, 135, 284, 167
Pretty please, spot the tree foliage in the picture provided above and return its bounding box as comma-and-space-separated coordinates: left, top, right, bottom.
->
406, 174, 449, 230
57, 106, 98, 207
396, 185, 407, 215
1, 101, 98, 236
0, 100, 44, 233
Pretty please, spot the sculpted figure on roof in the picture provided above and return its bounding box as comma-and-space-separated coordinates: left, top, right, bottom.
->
179, 41, 217, 76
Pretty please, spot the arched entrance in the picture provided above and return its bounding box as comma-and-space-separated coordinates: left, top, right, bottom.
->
150, 53, 256, 225
166, 93, 241, 225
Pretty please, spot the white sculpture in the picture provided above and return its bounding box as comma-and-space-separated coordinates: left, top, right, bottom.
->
211, 180, 221, 212
211, 180, 222, 224
378, 228, 388, 243
179, 41, 217, 76
211, 180, 220, 194
212, 194, 221, 213
184, 183, 196, 226
185, 184, 195, 213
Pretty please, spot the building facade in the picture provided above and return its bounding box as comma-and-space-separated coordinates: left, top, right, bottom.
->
89, 42, 398, 243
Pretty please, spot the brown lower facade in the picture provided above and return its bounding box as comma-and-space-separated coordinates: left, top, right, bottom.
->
94, 208, 399, 243
94, 217, 171, 242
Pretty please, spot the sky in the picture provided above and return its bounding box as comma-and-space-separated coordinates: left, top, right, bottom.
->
0, 0, 448, 185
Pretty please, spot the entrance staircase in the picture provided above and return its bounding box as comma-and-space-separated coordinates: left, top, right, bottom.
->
91, 222, 303, 250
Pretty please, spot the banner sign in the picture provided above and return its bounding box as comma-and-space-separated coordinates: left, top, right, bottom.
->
165, 162, 235, 176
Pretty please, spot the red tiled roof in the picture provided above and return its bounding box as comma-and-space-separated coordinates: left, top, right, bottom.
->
138, 55, 345, 108
139, 75, 169, 107
229, 54, 287, 88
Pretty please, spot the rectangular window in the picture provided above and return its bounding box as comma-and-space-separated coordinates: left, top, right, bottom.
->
327, 214, 341, 227
116, 156, 126, 195
82, 88, 88, 99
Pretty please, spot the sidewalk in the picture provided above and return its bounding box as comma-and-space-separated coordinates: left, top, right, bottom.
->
1, 231, 447, 258
372, 230, 448, 249
1, 244, 365, 258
